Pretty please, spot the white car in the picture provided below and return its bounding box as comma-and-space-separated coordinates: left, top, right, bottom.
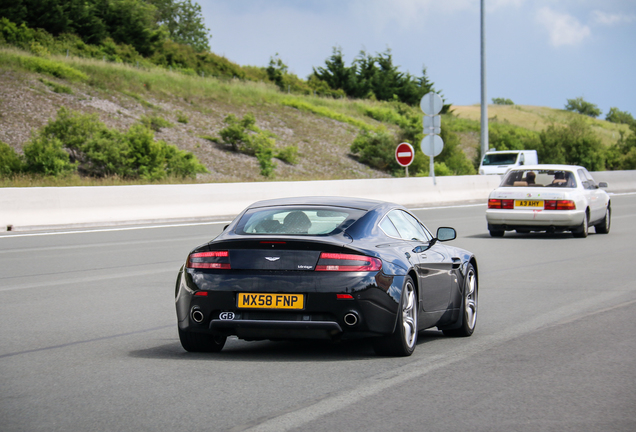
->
486, 164, 611, 238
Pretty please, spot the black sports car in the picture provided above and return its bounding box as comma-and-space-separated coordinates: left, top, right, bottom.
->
175, 197, 478, 356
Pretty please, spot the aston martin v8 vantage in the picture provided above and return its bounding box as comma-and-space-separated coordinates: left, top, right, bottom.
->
175, 197, 478, 356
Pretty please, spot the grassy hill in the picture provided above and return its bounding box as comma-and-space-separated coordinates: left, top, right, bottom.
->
452, 104, 628, 147
0, 47, 630, 186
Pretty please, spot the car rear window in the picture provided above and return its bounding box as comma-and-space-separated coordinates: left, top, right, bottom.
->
235, 206, 365, 235
502, 169, 577, 188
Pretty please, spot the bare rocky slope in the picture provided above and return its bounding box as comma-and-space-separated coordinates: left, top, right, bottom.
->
0, 68, 391, 183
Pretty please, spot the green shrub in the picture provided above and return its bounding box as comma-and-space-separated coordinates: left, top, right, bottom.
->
488, 123, 540, 151
492, 97, 514, 105
435, 128, 476, 175
29, 41, 50, 57
219, 113, 257, 153
537, 117, 605, 170
282, 98, 372, 130
415, 161, 455, 177
81, 128, 132, 177
217, 112, 285, 176
23, 135, 77, 176
361, 104, 407, 126
38, 107, 103, 166
0, 140, 24, 176
176, 111, 188, 124
275, 145, 298, 165
165, 145, 208, 178
606, 124, 636, 170
139, 114, 173, 131
39, 78, 73, 94
19, 55, 88, 81
124, 124, 169, 180
253, 134, 277, 177
25, 107, 207, 179
350, 128, 399, 172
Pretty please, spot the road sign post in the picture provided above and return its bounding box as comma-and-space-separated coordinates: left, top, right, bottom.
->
420, 92, 444, 185
395, 142, 414, 177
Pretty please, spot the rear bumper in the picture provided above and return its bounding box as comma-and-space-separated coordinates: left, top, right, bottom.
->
176, 270, 402, 340
486, 209, 585, 229
210, 319, 343, 340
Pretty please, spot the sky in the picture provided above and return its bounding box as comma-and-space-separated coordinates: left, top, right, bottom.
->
199, 0, 636, 118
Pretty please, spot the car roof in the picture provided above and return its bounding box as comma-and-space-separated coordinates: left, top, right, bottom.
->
507, 164, 585, 172
246, 196, 396, 212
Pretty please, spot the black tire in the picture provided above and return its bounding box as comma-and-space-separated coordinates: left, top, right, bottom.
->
594, 206, 611, 234
489, 229, 504, 237
443, 263, 478, 337
178, 328, 226, 353
572, 212, 589, 238
373, 276, 418, 357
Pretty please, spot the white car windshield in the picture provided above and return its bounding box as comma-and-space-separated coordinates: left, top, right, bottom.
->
482, 153, 518, 165
502, 169, 577, 188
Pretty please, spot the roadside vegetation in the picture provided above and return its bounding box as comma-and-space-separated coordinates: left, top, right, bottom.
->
0, 1, 634, 186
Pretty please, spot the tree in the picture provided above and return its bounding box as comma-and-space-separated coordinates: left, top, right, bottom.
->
0, 0, 108, 45
605, 107, 635, 126
266, 54, 288, 91
312, 46, 357, 95
565, 97, 601, 118
150, 0, 210, 52
312, 47, 448, 109
102, 0, 164, 57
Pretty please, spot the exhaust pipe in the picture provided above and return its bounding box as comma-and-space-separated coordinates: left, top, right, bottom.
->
343, 312, 359, 326
191, 309, 204, 323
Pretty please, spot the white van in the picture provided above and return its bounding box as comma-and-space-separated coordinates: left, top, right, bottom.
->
478, 150, 538, 175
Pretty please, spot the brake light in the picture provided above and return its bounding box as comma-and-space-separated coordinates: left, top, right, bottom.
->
488, 199, 514, 209
315, 253, 382, 272
186, 251, 231, 269
544, 200, 576, 211
336, 294, 354, 300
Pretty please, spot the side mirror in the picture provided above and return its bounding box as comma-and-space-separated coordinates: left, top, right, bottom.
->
223, 224, 229, 231
598, 182, 608, 188
437, 227, 456, 242
519, 154, 525, 165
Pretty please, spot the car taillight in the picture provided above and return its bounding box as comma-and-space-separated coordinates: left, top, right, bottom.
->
315, 253, 382, 272
488, 199, 514, 209
544, 200, 576, 211
186, 251, 231, 269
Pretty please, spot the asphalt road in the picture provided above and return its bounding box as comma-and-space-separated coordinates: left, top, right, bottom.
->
1, 194, 635, 432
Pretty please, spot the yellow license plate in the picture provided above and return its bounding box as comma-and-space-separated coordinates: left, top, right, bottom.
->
237, 293, 305, 309
515, 200, 543, 208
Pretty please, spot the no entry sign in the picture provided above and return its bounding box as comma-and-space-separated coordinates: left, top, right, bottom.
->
395, 142, 415, 167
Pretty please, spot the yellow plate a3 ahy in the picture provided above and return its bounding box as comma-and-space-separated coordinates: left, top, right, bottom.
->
515, 200, 543, 208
